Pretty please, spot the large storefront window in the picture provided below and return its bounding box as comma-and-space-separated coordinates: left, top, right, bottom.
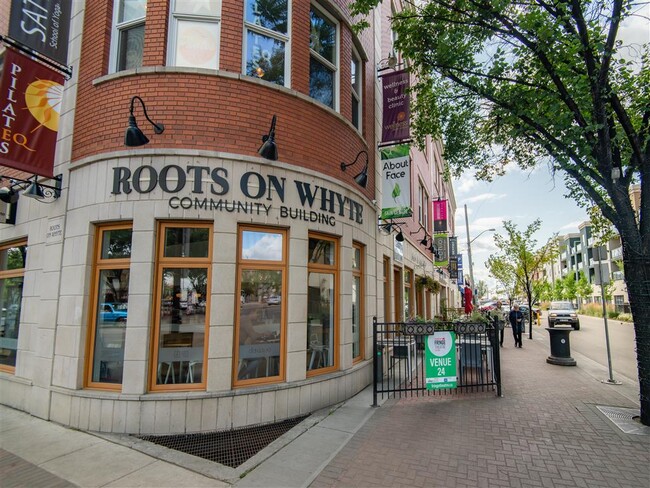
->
404, 268, 413, 320
86, 226, 132, 388
352, 243, 364, 361
307, 234, 338, 374
151, 223, 211, 391
244, 0, 289, 86
235, 226, 286, 386
0, 241, 26, 372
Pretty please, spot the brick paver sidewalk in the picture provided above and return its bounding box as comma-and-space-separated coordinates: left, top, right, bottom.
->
311, 338, 650, 488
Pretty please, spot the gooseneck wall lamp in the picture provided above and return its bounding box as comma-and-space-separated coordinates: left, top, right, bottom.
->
410, 224, 431, 247
124, 96, 165, 147
258, 115, 278, 160
0, 174, 63, 204
340, 150, 369, 188
379, 219, 405, 241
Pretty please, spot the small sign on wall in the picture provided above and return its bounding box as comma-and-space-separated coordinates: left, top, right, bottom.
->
46, 216, 64, 244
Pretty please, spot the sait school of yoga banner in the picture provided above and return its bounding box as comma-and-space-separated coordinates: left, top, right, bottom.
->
381, 144, 412, 220
9, 0, 72, 67
0, 48, 64, 177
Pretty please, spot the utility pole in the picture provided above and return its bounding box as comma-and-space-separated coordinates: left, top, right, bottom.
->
464, 204, 475, 305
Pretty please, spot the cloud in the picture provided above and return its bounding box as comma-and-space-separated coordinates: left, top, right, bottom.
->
560, 220, 584, 231
464, 193, 506, 204
453, 174, 480, 195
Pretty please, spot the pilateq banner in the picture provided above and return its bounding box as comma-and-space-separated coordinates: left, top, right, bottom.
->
381, 69, 410, 143
0, 48, 64, 177
457, 255, 464, 285
433, 199, 448, 232
9, 0, 72, 66
380, 144, 412, 219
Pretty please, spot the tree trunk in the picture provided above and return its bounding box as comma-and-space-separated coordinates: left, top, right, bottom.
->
621, 252, 650, 426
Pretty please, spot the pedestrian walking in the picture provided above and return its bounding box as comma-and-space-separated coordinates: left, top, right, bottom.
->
509, 303, 524, 347
490, 301, 506, 346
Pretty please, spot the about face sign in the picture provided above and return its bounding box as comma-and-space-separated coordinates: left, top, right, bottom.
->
111, 165, 364, 227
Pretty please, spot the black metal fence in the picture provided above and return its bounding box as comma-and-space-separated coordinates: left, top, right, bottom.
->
372, 317, 501, 406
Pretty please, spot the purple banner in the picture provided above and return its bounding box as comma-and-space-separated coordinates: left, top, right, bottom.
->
433, 199, 448, 232
381, 69, 410, 143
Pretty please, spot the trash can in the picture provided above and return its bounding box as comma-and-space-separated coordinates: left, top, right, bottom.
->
546, 327, 576, 366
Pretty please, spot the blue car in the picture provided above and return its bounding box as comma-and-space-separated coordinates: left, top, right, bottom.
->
100, 303, 128, 323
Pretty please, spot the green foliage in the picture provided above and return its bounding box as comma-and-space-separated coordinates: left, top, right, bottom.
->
576, 271, 594, 301
562, 272, 578, 302
617, 313, 633, 322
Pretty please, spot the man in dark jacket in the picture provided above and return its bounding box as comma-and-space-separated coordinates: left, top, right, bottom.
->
509, 304, 525, 348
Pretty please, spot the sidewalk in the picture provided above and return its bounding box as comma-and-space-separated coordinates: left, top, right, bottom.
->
1, 327, 648, 487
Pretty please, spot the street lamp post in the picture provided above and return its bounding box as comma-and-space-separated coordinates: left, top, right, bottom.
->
464, 204, 495, 304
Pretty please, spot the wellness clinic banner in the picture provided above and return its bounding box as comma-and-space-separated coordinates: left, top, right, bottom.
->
381, 69, 410, 143
380, 144, 412, 220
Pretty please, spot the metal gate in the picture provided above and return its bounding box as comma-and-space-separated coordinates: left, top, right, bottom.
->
372, 317, 501, 406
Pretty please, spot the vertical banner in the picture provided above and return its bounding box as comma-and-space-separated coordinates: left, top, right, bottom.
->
425, 332, 457, 390
380, 145, 412, 219
448, 255, 458, 275
433, 199, 448, 232
9, 0, 72, 66
433, 233, 449, 267
381, 69, 410, 143
0, 48, 64, 177
449, 236, 458, 257
457, 255, 464, 284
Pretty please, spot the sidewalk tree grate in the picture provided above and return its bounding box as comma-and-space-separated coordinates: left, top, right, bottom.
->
135, 415, 309, 468
596, 406, 649, 435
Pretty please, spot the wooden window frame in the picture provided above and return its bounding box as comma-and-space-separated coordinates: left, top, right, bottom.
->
307, 232, 339, 376
383, 256, 391, 322
404, 267, 413, 320
85, 223, 132, 390
149, 221, 212, 392
0, 239, 27, 374
352, 242, 364, 363
233, 224, 288, 387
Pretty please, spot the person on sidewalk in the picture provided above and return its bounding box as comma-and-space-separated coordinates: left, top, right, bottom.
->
509, 303, 525, 348
490, 301, 507, 346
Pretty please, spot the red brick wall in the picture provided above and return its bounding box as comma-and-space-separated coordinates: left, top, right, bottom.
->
72, 0, 376, 199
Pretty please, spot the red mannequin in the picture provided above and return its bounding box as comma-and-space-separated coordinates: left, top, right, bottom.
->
464, 285, 473, 314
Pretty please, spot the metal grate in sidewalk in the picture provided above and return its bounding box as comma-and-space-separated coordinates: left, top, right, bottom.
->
596, 406, 649, 435
136, 415, 309, 468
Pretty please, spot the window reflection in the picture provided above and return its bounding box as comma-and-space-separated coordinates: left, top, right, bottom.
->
246, 31, 286, 84
164, 227, 210, 258
309, 238, 335, 265
307, 273, 334, 371
157, 267, 207, 384
91, 269, 129, 383
245, 0, 288, 35
242, 231, 283, 261
237, 269, 282, 380
101, 229, 132, 259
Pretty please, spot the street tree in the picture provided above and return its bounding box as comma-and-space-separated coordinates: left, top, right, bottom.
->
485, 255, 517, 306
576, 271, 594, 306
350, 0, 650, 425
562, 271, 579, 304
488, 220, 558, 335
477, 280, 489, 299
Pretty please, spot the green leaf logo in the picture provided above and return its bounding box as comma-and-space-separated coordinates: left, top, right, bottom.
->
392, 183, 401, 199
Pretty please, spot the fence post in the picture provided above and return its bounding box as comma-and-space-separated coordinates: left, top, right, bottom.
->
372, 317, 379, 407
490, 317, 502, 397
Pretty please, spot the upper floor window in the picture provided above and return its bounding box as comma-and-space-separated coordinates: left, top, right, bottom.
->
309, 4, 338, 109
168, 0, 221, 69
351, 47, 362, 130
111, 0, 146, 72
244, 0, 290, 86
418, 182, 429, 229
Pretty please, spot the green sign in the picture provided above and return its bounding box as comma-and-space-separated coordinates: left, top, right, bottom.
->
425, 332, 457, 390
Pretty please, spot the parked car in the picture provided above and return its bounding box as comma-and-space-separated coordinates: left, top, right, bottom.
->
547, 301, 580, 330
267, 295, 281, 305
518, 305, 540, 321
479, 301, 497, 312
100, 303, 128, 323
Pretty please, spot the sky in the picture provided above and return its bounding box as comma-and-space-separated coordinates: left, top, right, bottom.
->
452, 166, 589, 297
451, 5, 649, 298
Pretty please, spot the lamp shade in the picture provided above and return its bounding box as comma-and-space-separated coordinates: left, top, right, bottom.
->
0, 187, 19, 204
258, 137, 278, 160
395, 230, 404, 242
353, 168, 368, 188
124, 115, 150, 147
23, 182, 45, 200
